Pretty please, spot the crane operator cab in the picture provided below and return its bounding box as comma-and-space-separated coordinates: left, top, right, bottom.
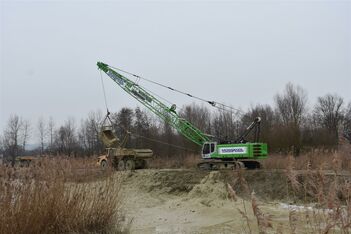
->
202, 142, 216, 159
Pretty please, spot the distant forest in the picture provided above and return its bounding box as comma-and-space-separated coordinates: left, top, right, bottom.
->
1, 83, 351, 162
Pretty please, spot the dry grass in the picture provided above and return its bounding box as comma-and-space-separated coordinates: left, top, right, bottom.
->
230, 169, 273, 234
230, 151, 351, 233
0, 157, 123, 234
250, 191, 272, 234
263, 150, 351, 170
291, 153, 351, 233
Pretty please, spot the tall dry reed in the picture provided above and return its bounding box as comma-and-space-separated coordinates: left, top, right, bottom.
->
0, 157, 122, 234
230, 151, 351, 233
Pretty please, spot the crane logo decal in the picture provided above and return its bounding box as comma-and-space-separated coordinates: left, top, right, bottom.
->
219, 147, 247, 155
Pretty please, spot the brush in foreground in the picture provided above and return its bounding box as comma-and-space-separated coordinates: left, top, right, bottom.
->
0, 158, 122, 234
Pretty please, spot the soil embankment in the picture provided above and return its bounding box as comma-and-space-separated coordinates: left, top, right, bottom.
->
119, 169, 351, 233
120, 169, 295, 233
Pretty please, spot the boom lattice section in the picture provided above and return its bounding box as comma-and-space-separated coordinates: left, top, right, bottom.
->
97, 62, 209, 146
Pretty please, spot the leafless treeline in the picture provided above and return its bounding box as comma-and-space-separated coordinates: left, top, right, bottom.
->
1, 83, 350, 163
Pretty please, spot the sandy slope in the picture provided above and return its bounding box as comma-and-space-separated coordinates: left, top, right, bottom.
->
119, 169, 293, 234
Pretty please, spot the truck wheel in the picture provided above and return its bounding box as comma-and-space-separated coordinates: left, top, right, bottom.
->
117, 160, 125, 171
100, 160, 108, 169
140, 159, 147, 169
125, 159, 135, 170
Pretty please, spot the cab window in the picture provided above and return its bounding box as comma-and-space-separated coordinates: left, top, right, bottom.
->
210, 143, 215, 153
202, 144, 210, 154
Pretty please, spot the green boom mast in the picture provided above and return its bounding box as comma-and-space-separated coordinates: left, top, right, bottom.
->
97, 62, 209, 146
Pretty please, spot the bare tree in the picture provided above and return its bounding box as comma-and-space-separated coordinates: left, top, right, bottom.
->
134, 107, 151, 148
275, 83, 308, 155
37, 117, 46, 155
179, 103, 212, 151
180, 103, 211, 133
344, 102, 351, 142
54, 118, 77, 156
78, 111, 103, 155
112, 108, 134, 147
47, 116, 55, 152
212, 109, 239, 142
0, 134, 4, 153
275, 83, 307, 126
22, 120, 31, 151
3, 115, 23, 165
313, 94, 344, 144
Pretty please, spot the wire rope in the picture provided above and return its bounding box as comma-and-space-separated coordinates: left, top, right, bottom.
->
108, 65, 242, 114
130, 132, 198, 152
99, 70, 109, 113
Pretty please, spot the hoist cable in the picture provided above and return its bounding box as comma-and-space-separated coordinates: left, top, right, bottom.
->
141, 85, 174, 106
118, 122, 197, 152
130, 132, 198, 152
99, 70, 109, 113
108, 65, 242, 114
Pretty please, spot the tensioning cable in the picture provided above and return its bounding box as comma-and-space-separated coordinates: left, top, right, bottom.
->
130, 132, 197, 152
118, 122, 197, 152
108, 65, 242, 114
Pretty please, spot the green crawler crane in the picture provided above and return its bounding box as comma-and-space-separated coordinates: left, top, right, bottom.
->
97, 62, 267, 169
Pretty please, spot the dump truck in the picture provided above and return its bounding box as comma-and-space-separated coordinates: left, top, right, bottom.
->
97, 121, 153, 170
15, 156, 37, 167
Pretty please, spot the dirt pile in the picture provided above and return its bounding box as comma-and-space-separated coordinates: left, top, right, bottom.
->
121, 169, 294, 233
186, 171, 228, 207
121, 169, 351, 233
122, 169, 208, 196
123, 169, 300, 202
122, 169, 291, 203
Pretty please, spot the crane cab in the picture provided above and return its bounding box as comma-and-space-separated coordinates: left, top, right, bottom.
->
202, 142, 217, 159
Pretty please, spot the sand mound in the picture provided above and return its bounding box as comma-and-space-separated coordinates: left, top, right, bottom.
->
123, 169, 208, 196
122, 170, 229, 207
187, 171, 228, 206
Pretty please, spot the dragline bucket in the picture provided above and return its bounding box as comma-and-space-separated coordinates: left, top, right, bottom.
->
100, 126, 119, 148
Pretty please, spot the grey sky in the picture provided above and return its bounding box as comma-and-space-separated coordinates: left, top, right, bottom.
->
1, 0, 350, 134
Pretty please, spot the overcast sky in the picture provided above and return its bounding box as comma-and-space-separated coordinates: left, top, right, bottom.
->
1, 0, 350, 135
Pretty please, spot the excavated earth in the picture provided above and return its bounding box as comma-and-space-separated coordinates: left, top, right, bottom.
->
117, 169, 351, 233
117, 169, 306, 233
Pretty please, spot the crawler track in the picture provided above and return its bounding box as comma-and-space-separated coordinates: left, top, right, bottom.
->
197, 160, 262, 170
